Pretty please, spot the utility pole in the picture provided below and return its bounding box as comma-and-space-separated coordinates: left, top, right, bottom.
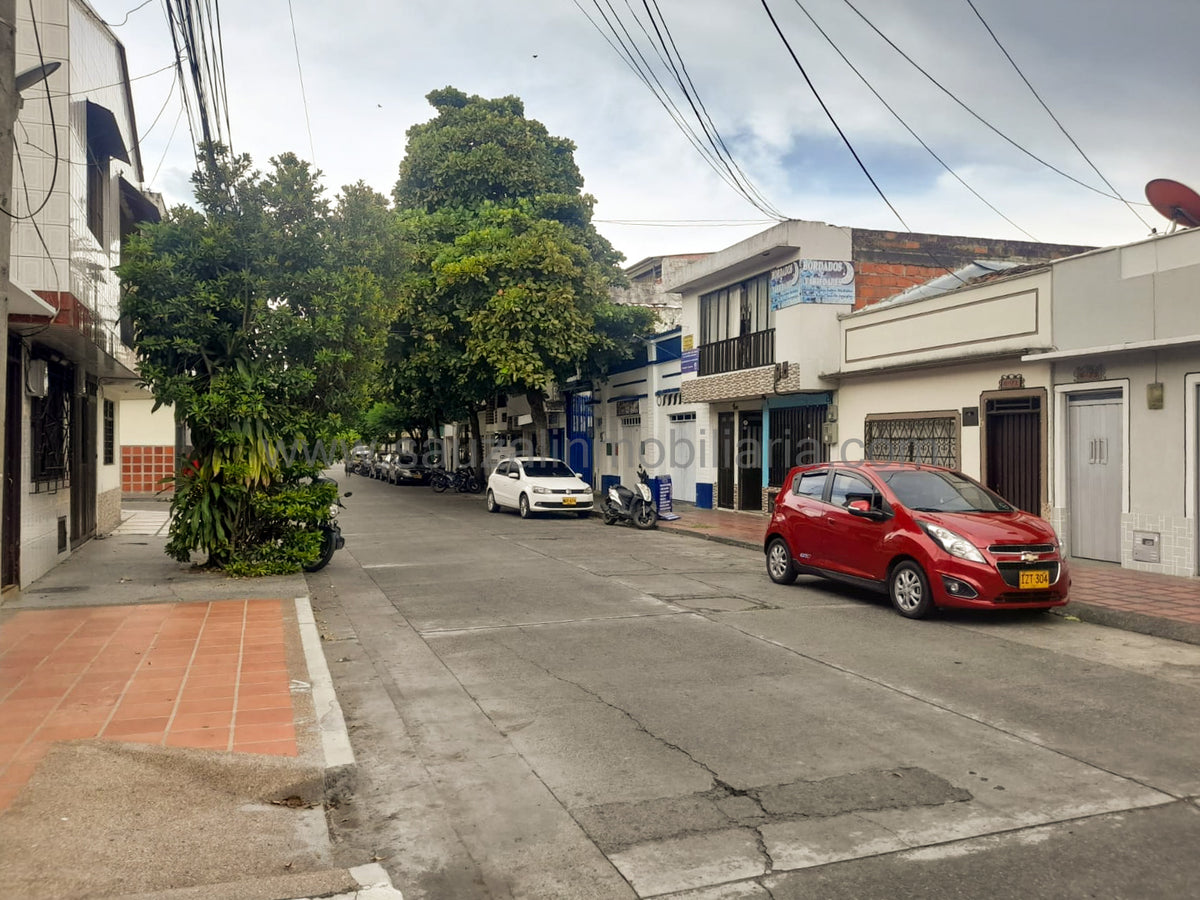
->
0, 0, 16, 588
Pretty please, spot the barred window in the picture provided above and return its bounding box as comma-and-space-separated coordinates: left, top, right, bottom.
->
32, 362, 71, 491
103, 400, 115, 465
864, 413, 958, 469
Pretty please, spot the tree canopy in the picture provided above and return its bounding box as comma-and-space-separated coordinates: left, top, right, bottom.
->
388, 87, 655, 457
119, 147, 398, 572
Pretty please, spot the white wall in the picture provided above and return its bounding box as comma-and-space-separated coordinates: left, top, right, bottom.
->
837, 360, 1052, 483
120, 397, 174, 445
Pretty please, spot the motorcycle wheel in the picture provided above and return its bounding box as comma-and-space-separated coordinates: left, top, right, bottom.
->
431, 474, 448, 493
303, 526, 338, 572
633, 500, 657, 530
601, 500, 618, 526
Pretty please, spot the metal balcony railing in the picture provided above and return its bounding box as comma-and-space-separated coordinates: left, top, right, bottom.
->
698, 329, 775, 377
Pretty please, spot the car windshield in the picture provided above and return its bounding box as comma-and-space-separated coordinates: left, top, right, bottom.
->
522, 460, 576, 479
879, 469, 1013, 513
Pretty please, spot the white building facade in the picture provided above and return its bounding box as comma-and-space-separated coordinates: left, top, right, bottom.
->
3, 0, 159, 588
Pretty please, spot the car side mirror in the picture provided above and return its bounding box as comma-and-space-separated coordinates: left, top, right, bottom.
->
847, 499, 887, 521
508, 471, 520, 479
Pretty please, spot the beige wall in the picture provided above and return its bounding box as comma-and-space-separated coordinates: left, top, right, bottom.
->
119, 398, 174, 445
837, 360, 1052, 484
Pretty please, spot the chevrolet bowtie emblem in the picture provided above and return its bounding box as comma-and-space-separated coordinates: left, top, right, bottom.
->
1021, 552, 1039, 563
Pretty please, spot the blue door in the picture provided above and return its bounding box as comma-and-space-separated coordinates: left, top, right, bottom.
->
567, 392, 594, 486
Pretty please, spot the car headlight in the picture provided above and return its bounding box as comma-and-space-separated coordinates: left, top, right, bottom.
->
532, 486, 549, 494
919, 521, 985, 563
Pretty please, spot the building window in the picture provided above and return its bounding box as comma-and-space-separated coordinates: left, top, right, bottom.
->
87, 148, 106, 244
864, 413, 959, 469
32, 362, 72, 491
699, 272, 772, 345
103, 400, 115, 465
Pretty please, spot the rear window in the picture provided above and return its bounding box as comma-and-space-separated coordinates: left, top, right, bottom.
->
522, 460, 576, 479
792, 470, 827, 499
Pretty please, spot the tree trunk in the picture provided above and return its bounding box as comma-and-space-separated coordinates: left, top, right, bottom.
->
471, 407, 486, 479
527, 389, 549, 458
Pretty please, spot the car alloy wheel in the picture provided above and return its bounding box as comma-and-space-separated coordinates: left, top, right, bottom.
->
889, 560, 934, 619
486, 490, 499, 513
519, 494, 532, 519
766, 538, 798, 585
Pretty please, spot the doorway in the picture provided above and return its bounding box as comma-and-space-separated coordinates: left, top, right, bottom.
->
738, 411, 763, 510
71, 379, 98, 548
717, 412, 735, 508
1067, 391, 1123, 562
983, 392, 1044, 515
3, 347, 21, 588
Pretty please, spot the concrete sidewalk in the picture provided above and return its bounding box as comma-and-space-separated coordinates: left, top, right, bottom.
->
0, 507, 400, 900
657, 504, 1200, 646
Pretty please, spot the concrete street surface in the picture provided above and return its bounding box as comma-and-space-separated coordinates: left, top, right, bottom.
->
310, 474, 1200, 899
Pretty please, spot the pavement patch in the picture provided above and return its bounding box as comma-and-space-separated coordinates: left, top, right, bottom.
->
755, 767, 972, 818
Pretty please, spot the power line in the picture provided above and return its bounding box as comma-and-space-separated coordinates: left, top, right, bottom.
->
838, 0, 1132, 205
789, 0, 1039, 241
760, 0, 909, 230
576, 0, 786, 220
961, 0, 1152, 229
287, 0, 317, 167
104, 0, 156, 28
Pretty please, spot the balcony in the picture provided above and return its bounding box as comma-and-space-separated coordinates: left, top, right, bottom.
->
698, 329, 775, 377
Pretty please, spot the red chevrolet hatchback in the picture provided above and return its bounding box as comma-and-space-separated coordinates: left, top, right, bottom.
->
764, 462, 1070, 618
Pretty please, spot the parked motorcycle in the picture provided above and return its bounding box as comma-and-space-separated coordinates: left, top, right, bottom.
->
602, 466, 657, 530
303, 476, 351, 572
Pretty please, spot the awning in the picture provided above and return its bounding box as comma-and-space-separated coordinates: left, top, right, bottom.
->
607, 393, 648, 403
7, 281, 57, 317
119, 176, 161, 224
85, 100, 130, 163
655, 387, 680, 397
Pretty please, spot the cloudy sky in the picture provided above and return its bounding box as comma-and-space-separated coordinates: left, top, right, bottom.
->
87, 0, 1199, 265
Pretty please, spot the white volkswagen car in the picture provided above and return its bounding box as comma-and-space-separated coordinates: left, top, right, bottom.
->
486, 457, 594, 519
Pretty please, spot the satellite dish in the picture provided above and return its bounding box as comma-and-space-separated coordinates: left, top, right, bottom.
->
1145, 179, 1200, 232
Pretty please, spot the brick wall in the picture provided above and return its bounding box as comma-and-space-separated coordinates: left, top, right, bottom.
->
850, 229, 1091, 311
122, 445, 175, 495
855, 261, 945, 309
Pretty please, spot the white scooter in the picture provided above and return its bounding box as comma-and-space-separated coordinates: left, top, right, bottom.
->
602, 466, 657, 530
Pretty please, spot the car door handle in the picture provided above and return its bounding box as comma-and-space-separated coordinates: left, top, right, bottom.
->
802, 508, 822, 518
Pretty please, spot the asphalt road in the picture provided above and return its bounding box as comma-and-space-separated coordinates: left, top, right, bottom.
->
307, 473, 1200, 899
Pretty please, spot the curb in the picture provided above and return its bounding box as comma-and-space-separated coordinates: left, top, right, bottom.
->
1051, 601, 1200, 646
294, 596, 356, 771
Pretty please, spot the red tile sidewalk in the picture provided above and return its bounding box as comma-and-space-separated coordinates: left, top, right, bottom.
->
0, 599, 297, 812
657, 506, 1200, 638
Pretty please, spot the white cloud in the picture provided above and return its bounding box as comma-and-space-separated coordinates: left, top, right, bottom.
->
88, 0, 1200, 261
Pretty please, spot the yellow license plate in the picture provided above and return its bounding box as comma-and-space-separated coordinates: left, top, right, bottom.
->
562, 496, 576, 506
1019, 569, 1050, 589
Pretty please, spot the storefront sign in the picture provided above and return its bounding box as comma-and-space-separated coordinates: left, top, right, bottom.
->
682, 334, 694, 351
1074, 363, 1106, 382
999, 373, 1025, 390
681, 348, 699, 374
769, 259, 855, 310
615, 399, 640, 417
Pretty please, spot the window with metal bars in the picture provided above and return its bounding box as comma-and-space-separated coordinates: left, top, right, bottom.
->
103, 400, 115, 465
864, 414, 959, 469
32, 362, 71, 491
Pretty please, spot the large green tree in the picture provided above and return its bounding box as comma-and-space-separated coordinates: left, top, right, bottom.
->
119, 147, 398, 572
389, 88, 654, 462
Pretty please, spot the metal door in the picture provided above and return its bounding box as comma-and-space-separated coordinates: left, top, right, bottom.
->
1067, 393, 1122, 562
985, 395, 1042, 514
566, 392, 593, 486
71, 380, 98, 547
717, 412, 735, 508
3, 348, 21, 588
668, 415, 697, 503
738, 412, 763, 510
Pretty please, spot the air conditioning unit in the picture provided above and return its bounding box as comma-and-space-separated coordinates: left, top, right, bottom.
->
27, 359, 48, 397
